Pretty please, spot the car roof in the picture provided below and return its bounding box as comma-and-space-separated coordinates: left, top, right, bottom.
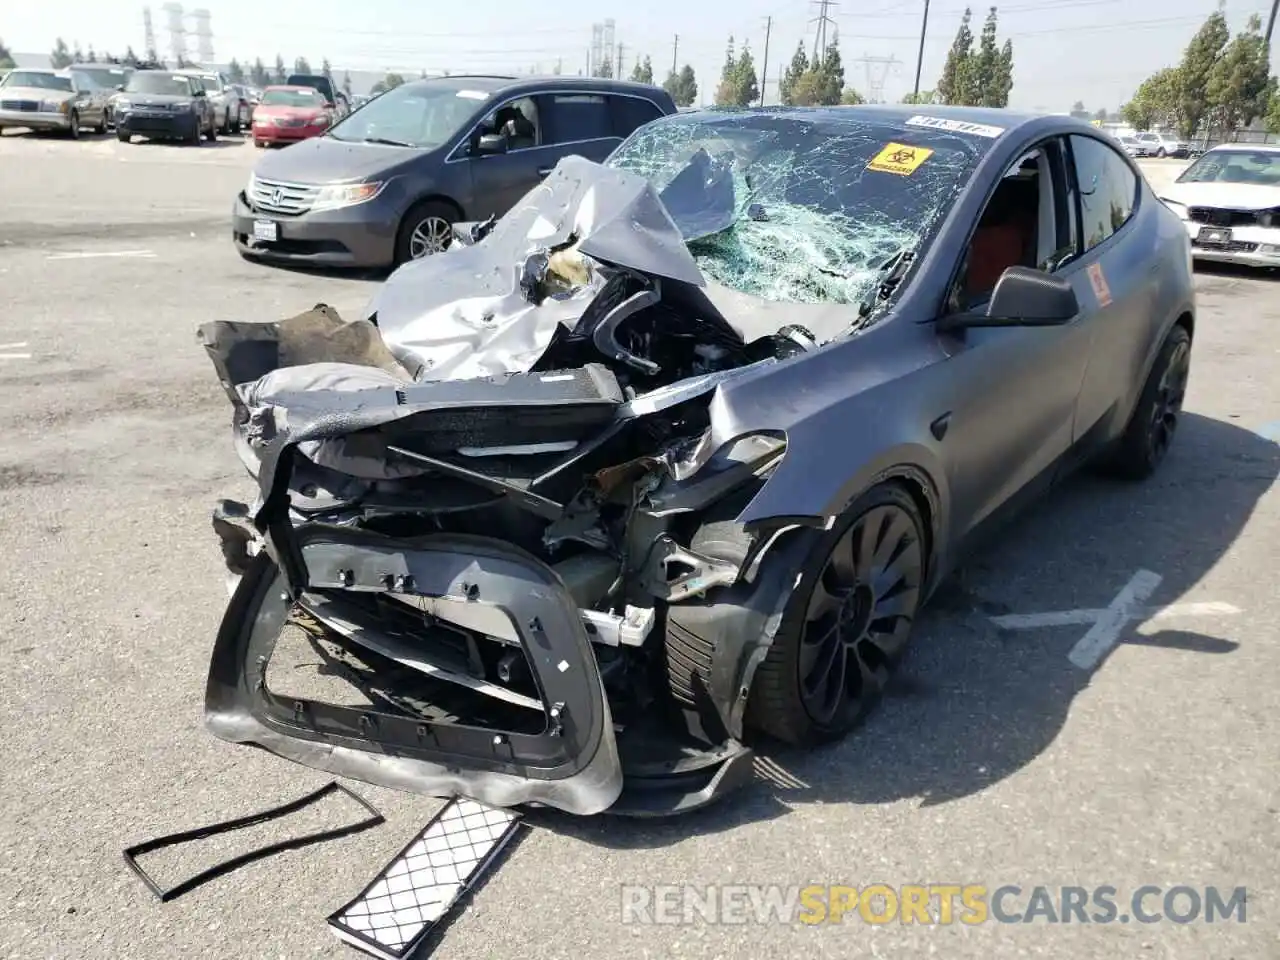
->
658, 103, 1057, 136
10, 67, 59, 74
1205, 143, 1280, 154
264, 84, 325, 91
400, 73, 674, 99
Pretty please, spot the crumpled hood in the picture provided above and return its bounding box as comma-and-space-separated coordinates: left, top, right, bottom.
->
252, 134, 427, 183
1158, 180, 1280, 211
367, 153, 716, 381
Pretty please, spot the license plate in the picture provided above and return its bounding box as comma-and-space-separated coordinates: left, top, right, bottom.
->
253, 220, 279, 243
1197, 226, 1231, 244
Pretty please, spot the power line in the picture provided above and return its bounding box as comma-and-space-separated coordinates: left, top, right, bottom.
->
810, 0, 838, 59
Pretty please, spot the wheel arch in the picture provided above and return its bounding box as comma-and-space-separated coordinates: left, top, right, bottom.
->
403, 193, 465, 222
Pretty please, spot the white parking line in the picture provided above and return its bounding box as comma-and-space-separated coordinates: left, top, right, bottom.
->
988, 569, 1242, 670
0, 340, 31, 359
45, 250, 156, 261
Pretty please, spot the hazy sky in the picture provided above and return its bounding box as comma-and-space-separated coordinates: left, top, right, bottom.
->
6, 0, 1278, 111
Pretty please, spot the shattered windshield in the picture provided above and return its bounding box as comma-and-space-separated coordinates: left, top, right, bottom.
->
606, 112, 983, 304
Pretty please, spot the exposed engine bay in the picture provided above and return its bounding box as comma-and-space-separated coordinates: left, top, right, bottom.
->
199, 151, 875, 817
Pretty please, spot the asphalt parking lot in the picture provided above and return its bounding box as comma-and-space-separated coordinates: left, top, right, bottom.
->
1, 129, 1277, 960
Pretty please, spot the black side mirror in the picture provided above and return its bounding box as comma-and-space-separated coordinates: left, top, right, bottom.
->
938, 266, 1080, 332
476, 132, 507, 155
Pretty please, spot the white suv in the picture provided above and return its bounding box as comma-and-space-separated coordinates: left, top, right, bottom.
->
1134, 131, 1189, 158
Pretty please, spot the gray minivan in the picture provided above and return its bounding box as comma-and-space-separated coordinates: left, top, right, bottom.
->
232, 74, 677, 269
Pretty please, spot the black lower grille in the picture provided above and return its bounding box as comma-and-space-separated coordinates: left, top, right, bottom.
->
1194, 240, 1259, 253
1189, 207, 1262, 228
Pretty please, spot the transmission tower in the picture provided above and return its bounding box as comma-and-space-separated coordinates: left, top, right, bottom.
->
142, 7, 158, 58
602, 19, 616, 75
855, 53, 899, 103
810, 0, 838, 59
189, 8, 213, 63
162, 2, 185, 63
590, 23, 604, 76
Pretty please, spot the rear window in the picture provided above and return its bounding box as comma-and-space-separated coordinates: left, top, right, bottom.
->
610, 95, 665, 138
543, 93, 612, 144
262, 87, 326, 107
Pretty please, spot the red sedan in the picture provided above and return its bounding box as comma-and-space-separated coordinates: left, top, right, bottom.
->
251, 85, 334, 147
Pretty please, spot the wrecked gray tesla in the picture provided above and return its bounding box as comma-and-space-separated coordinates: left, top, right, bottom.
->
199, 106, 1196, 816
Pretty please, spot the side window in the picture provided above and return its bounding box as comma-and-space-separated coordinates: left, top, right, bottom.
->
479, 96, 541, 150
609, 96, 663, 138
541, 93, 612, 145
951, 142, 1064, 311
1069, 134, 1138, 252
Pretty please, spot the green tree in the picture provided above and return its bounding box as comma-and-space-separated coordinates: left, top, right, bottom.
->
50, 38, 73, 68
779, 42, 809, 105
663, 64, 698, 107
733, 43, 761, 106
630, 55, 654, 85
273, 55, 287, 82
370, 72, 406, 95
250, 58, 269, 86
1121, 67, 1182, 131
342, 70, 352, 97
714, 35, 739, 105
1093, 107, 1108, 121
936, 8, 976, 104
1175, 9, 1229, 138
841, 87, 865, 104
0, 37, 15, 70
123, 45, 139, 65
227, 58, 245, 83
1267, 88, 1280, 134
87, 46, 97, 62
321, 57, 332, 81
901, 89, 936, 104
816, 36, 844, 104
1205, 13, 1274, 136
294, 57, 312, 75
72, 42, 85, 63
594, 55, 613, 78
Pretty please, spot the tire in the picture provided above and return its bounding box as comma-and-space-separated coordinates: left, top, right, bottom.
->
95, 111, 108, 134
394, 200, 457, 265
205, 117, 217, 142
187, 118, 202, 145
67, 111, 81, 140
741, 482, 927, 746
116, 128, 131, 143
1096, 325, 1191, 481
1156, 147, 1167, 158
254, 139, 266, 148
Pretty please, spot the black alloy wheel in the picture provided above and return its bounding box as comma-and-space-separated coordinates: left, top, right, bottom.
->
748, 482, 926, 746
1099, 324, 1192, 480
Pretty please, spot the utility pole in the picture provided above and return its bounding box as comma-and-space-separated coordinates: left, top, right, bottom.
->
617, 43, 625, 79
671, 33, 679, 76
759, 15, 772, 106
913, 0, 930, 99
1265, 0, 1278, 47
810, 0, 838, 60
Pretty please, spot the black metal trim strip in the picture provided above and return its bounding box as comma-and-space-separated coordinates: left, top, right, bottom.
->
121, 780, 384, 902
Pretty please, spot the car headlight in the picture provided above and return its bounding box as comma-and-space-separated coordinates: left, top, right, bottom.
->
312, 181, 386, 211
40, 100, 65, 113
246, 173, 257, 198
1159, 198, 1188, 219
114, 98, 132, 110
172, 101, 194, 111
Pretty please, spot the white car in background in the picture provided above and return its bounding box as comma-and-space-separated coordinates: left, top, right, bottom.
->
1157, 144, 1280, 268
1135, 131, 1189, 158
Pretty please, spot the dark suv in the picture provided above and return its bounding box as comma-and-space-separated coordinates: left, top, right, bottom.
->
231, 74, 677, 269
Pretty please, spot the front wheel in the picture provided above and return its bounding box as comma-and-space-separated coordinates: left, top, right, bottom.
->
205, 117, 218, 142
95, 111, 109, 134
66, 111, 81, 139
116, 128, 131, 143
1156, 147, 1167, 158
746, 483, 927, 746
1096, 325, 1191, 481
394, 200, 456, 265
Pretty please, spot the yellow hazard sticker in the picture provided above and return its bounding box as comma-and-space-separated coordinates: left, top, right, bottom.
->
867, 142, 934, 176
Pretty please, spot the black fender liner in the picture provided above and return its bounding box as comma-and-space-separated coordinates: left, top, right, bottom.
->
205, 525, 623, 816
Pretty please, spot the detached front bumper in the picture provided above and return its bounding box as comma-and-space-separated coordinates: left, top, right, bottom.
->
231, 190, 397, 268
117, 110, 200, 139
1183, 219, 1280, 268
0, 108, 72, 131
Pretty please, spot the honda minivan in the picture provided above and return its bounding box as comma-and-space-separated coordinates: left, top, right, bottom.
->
232, 74, 677, 269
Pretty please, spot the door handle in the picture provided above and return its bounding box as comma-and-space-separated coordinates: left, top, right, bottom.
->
537, 166, 552, 177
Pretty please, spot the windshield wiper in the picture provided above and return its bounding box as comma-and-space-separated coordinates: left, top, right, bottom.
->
361, 136, 416, 147
856, 248, 916, 323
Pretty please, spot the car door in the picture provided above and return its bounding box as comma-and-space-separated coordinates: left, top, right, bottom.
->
607, 93, 667, 141
536, 91, 623, 165
934, 136, 1096, 543
462, 95, 548, 220
1061, 133, 1155, 449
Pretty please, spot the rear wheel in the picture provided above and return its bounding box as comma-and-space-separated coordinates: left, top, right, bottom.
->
1097, 325, 1191, 481
95, 111, 108, 134
205, 117, 217, 142
116, 128, 130, 143
1156, 147, 1167, 158
395, 200, 456, 264
746, 483, 926, 746
187, 118, 202, 145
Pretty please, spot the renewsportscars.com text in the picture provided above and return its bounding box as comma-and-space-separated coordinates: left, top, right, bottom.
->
619, 884, 1248, 926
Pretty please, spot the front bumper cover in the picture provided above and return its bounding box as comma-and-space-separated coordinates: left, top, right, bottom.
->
208, 524, 625, 816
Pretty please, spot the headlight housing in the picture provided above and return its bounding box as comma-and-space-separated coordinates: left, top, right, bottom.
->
40, 99, 66, 113
114, 98, 132, 110
1159, 198, 1188, 219
172, 101, 193, 111
312, 181, 386, 211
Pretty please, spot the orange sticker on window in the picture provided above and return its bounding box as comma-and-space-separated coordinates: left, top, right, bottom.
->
1087, 262, 1112, 307
867, 142, 934, 176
